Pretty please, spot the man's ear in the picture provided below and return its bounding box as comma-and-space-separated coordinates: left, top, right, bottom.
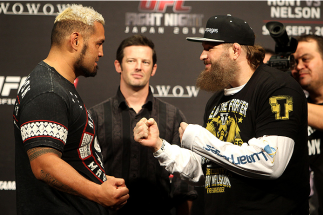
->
232, 43, 242, 60
70, 32, 80, 51
151, 64, 157, 77
114, 60, 122, 74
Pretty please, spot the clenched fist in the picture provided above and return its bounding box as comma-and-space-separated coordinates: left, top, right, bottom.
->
133, 118, 162, 153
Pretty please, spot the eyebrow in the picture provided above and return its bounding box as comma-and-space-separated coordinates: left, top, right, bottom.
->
296, 53, 312, 59
126, 57, 151, 61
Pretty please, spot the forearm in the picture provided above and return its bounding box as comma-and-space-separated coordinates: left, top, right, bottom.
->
29, 148, 101, 202
308, 103, 323, 130
182, 124, 294, 179
133, 118, 202, 183
154, 140, 205, 184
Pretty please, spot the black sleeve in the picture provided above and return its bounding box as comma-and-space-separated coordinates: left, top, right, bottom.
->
255, 86, 307, 140
19, 92, 69, 152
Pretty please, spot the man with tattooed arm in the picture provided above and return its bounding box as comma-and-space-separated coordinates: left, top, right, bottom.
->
13, 5, 129, 215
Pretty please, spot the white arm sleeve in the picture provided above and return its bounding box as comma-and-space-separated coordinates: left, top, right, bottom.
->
154, 141, 205, 184
182, 124, 294, 179
153, 124, 294, 183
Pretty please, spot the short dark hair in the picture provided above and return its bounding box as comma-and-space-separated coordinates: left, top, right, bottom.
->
116, 34, 157, 65
297, 34, 323, 59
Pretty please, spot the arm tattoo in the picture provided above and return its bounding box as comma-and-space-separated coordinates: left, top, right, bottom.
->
28, 147, 82, 197
27, 147, 62, 161
40, 170, 80, 197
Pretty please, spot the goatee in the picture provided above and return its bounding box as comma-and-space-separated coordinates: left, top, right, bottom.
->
196, 52, 238, 92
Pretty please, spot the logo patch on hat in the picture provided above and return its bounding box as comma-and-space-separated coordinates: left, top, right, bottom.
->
205, 28, 218, 34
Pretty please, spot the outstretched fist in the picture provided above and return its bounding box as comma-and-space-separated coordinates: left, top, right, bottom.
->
133, 118, 162, 152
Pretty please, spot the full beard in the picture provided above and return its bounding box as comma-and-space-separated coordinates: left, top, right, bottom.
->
196, 52, 238, 92
75, 44, 98, 78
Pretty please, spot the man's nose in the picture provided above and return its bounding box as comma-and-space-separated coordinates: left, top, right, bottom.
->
200, 50, 208, 61
135, 61, 142, 70
296, 60, 305, 71
99, 46, 104, 57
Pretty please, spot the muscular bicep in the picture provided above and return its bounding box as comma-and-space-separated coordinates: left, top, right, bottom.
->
27, 147, 79, 195
28, 147, 62, 179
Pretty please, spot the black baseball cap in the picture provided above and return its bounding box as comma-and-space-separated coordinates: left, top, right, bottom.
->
186, 14, 255, 45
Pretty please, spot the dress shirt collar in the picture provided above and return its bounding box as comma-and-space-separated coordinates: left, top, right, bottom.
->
116, 87, 153, 111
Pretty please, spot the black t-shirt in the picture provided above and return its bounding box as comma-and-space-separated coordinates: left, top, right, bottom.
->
13, 61, 107, 215
202, 64, 309, 215
308, 101, 323, 214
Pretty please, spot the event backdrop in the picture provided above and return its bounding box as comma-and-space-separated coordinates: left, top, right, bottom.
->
1, 1, 322, 214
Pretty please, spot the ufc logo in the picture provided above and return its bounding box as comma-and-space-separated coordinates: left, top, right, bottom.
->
139, 0, 191, 12
0, 76, 27, 96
